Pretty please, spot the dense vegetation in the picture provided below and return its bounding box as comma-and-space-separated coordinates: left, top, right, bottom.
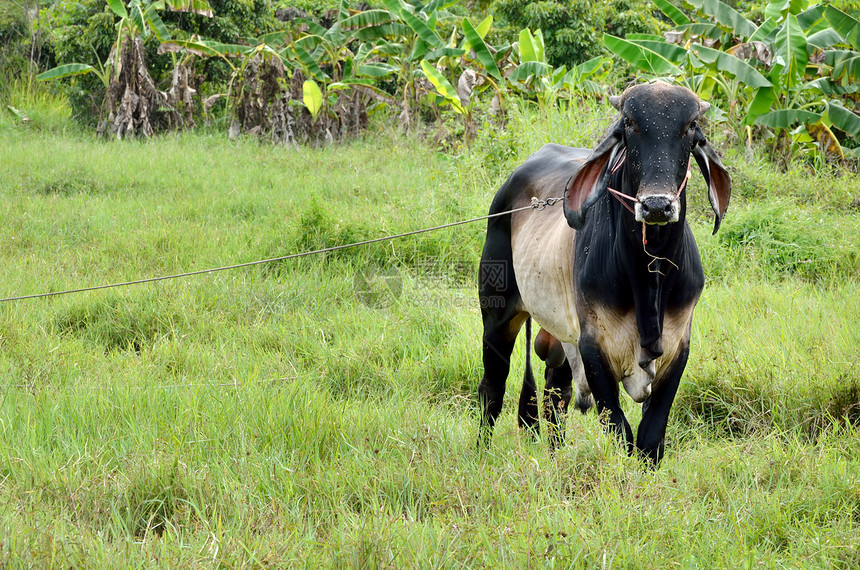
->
0, 0, 859, 566
2, 0, 857, 163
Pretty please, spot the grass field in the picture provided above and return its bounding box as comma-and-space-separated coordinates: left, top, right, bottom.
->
1, 103, 859, 567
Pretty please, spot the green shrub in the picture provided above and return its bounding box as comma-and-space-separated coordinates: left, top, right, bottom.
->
41, 0, 117, 125
0, 3, 29, 80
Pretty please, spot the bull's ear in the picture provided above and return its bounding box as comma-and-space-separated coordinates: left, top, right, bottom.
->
563, 121, 624, 230
692, 138, 732, 234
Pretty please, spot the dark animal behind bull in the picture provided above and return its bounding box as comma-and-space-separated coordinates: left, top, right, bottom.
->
477, 81, 731, 465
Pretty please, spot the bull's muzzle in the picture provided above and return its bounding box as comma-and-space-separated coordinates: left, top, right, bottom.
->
635, 194, 680, 225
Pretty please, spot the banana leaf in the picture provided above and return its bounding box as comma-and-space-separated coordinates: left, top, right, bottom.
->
807, 121, 844, 157
803, 77, 860, 95
294, 18, 328, 37
420, 59, 464, 113
797, 5, 827, 33
462, 15, 493, 53
603, 33, 683, 75
749, 17, 778, 43
258, 31, 291, 46
825, 6, 860, 50
401, 9, 441, 47
807, 28, 844, 50
146, 9, 171, 42
755, 108, 820, 128
508, 61, 551, 83
771, 13, 807, 88
627, 38, 688, 63
106, 0, 128, 19
166, 0, 213, 17
827, 100, 860, 136
187, 40, 253, 57
302, 80, 323, 119
674, 22, 723, 41
130, 3, 147, 38
425, 46, 467, 60
355, 23, 412, 42
652, 0, 691, 26
518, 29, 538, 63
340, 10, 396, 30
688, 0, 756, 38
291, 43, 328, 81
690, 44, 772, 87
831, 53, 860, 85
409, 38, 428, 61
357, 62, 398, 77
37, 63, 97, 80
746, 86, 777, 123
462, 18, 501, 80
421, 0, 458, 14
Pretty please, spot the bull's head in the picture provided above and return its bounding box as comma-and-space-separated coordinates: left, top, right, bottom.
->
564, 82, 731, 234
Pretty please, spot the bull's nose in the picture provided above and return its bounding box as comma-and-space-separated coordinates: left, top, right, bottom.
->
636, 195, 678, 224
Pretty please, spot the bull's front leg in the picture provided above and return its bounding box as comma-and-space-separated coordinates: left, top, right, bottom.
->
578, 337, 635, 455
636, 343, 689, 465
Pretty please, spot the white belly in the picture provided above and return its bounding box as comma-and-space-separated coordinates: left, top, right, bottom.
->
511, 209, 580, 344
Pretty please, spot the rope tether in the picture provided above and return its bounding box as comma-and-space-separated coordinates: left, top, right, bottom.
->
0, 197, 563, 304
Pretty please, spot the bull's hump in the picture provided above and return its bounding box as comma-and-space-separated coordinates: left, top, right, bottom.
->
510, 144, 589, 204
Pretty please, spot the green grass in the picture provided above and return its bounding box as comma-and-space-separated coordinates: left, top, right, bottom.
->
0, 105, 859, 567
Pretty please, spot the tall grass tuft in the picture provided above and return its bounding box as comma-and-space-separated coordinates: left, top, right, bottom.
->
0, 71, 74, 132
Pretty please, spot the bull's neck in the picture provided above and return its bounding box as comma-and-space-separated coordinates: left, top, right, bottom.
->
609, 168, 690, 360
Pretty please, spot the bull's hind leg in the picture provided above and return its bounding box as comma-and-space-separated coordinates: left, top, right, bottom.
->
563, 343, 593, 414
542, 359, 573, 450
477, 213, 525, 448
517, 318, 540, 437
477, 310, 528, 448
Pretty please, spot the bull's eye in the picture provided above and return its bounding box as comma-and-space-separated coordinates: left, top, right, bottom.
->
687, 120, 698, 134
624, 118, 639, 133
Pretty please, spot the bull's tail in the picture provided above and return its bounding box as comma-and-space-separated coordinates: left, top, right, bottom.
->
517, 316, 540, 434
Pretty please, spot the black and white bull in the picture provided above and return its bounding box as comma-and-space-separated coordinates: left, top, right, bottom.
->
477, 82, 731, 464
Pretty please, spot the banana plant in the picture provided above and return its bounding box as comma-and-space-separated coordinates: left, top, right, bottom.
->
38, 0, 213, 137
37, 0, 203, 83
159, 4, 399, 141
417, 15, 509, 142
605, 0, 860, 162
169, 37, 315, 140
339, 0, 465, 130
821, 5, 860, 90
286, 11, 404, 133
561, 56, 614, 96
